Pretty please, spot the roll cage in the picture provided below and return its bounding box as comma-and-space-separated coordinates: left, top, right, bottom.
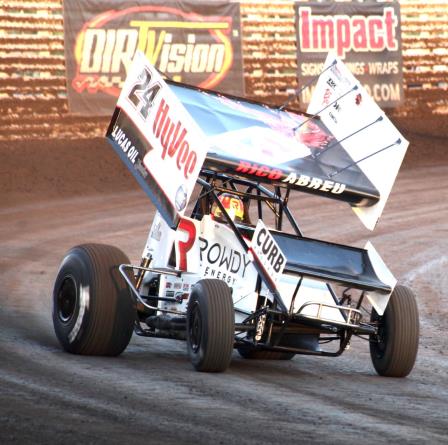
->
193, 169, 302, 236
184, 169, 387, 356
119, 168, 391, 357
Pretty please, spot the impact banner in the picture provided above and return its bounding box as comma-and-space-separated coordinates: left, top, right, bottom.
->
64, 0, 244, 115
295, 1, 403, 108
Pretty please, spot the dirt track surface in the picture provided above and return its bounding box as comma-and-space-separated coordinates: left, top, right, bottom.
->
1, 135, 448, 444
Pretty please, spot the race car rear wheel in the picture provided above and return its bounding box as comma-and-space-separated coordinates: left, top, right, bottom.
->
187, 279, 234, 372
52, 243, 136, 356
370, 284, 419, 377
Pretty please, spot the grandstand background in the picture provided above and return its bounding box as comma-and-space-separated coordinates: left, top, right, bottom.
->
1, 0, 447, 141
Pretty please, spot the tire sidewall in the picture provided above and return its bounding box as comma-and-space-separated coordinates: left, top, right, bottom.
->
186, 286, 207, 367
370, 306, 393, 374
186, 279, 234, 372
370, 284, 419, 377
52, 248, 92, 353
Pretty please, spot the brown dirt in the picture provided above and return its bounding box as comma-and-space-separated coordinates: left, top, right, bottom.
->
0, 121, 447, 444
1, 116, 447, 207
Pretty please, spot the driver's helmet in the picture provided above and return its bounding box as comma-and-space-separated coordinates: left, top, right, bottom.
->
211, 193, 244, 223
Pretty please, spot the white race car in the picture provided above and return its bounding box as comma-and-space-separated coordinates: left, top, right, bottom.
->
52, 52, 419, 375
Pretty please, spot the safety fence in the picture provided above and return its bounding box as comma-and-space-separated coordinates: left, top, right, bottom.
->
0, 0, 447, 140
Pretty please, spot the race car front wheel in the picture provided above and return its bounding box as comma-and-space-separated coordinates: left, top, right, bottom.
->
52, 243, 136, 356
370, 284, 419, 377
187, 279, 234, 372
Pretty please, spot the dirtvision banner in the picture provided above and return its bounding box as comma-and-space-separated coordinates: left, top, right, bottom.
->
295, 1, 403, 108
64, 0, 244, 115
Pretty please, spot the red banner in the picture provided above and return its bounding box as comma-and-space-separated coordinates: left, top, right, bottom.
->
295, 1, 403, 108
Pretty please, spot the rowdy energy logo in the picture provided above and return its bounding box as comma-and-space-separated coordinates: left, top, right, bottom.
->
72, 6, 235, 97
298, 6, 399, 59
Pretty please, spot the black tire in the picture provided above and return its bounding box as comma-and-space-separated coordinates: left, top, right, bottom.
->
52, 243, 136, 356
237, 348, 295, 360
370, 284, 419, 377
187, 279, 235, 372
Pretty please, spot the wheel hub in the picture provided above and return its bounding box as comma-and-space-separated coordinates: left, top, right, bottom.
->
189, 302, 202, 353
57, 276, 77, 323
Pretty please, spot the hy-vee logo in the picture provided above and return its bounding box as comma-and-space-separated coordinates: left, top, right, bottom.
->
153, 98, 197, 180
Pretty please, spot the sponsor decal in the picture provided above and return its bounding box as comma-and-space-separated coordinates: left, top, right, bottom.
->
110, 125, 143, 164
251, 220, 286, 285
152, 98, 198, 180
175, 185, 188, 212
199, 236, 251, 286
282, 172, 346, 194
322, 88, 332, 106
236, 156, 346, 195
255, 312, 267, 341
235, 161, 283, 180
150, 221, 162, 241
134, 158, 149, 179
177, 218, 197, 271
234, 160, 346, 196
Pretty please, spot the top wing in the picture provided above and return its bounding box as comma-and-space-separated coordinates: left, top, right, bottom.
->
106, 51, 408, 230
169, 81, 380, 208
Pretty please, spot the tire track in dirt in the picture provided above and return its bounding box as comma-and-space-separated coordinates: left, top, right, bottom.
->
1, 164, 448, 444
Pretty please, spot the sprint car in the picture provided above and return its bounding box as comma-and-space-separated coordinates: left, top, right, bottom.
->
52, 52, 419, 376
